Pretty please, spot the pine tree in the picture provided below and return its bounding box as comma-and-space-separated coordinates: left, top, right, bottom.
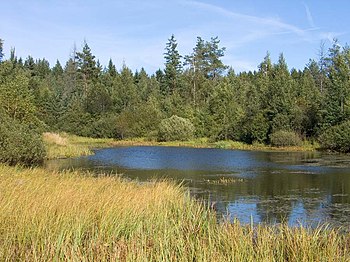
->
164, 34, 182, 95
184, 37, 227, 107
322, 40, 350, 127
206, 37, 227, 79
75, 41, 99, 110
52, 60, 63, 78
107, 58, 117, 77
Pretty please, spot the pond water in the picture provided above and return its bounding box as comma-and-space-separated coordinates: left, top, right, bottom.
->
46, 146, 350, 228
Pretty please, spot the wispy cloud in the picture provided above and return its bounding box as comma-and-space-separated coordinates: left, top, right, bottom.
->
182, 0, 343, 44
303, 2, 316, 28
183, 0, 312, 37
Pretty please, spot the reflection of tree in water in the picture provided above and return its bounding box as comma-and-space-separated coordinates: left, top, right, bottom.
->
259, 151, 318, 165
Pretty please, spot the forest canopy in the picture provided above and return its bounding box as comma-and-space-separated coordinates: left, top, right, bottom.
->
1, 35, 350, 166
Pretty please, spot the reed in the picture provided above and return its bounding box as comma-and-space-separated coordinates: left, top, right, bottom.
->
0, 164, 348, 261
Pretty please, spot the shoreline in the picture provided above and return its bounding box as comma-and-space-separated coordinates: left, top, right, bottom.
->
110, 138, 318, 152
43, 132, 318, 160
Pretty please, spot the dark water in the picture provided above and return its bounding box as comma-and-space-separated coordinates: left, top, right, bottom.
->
46, 146, 350, 228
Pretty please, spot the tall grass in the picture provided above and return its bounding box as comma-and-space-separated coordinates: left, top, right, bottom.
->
43, 132, 114, 159
0, 164, 348, 261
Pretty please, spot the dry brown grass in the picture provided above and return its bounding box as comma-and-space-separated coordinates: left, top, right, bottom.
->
43, 132, 68, 146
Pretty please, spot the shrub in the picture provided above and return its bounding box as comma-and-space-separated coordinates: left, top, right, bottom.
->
158, 115, 195, 141
88, 115, 119, 138
0, 118, 45, 166
319, 121, 350, 153
270, 130, 302, 147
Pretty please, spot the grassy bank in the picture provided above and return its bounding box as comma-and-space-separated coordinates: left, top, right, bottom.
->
111, 137, 318, 152
43, 132, 115, 159
0, 165, 348, 261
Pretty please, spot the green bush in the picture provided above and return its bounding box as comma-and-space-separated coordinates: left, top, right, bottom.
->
270, 130, 302, 147
158, 115, 195, 141
319, 121, 350, 152
88, 115, 119, 138
0, 118, 46, 166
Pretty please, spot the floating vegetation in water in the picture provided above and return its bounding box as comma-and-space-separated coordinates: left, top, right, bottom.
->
206, 177, 245, 185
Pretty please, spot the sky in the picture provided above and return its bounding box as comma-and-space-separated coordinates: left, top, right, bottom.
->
1, 0, 350, 73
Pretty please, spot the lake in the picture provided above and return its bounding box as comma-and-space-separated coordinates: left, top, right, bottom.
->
46, 146, 350, 228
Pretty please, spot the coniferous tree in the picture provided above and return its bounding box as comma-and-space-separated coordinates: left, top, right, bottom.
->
107, 58, 117, 77
52, 60, 63, 78
164, 34, 182, 95
322, 41, 350, 128
75, 41, 98, 110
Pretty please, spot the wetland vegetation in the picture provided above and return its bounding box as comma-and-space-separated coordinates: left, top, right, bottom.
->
1, 164, 349, 261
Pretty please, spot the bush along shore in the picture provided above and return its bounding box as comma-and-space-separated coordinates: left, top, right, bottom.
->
0, 164, 349, 261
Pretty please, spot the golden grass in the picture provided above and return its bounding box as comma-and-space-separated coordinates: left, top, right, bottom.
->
43, 132, 114, 159
0, 164, 349, 261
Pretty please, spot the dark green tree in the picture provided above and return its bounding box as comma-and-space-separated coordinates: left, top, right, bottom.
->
163, 34, 182, 95
321, 40, 350, 128
75, 41, 98, 108
52, 60, 63, 78
107, 58, 117, 77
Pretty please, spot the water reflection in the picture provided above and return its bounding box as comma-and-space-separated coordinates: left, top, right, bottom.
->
45, 146, 350, 228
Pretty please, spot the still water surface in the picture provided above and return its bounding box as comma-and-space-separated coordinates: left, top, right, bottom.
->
46, 146, 350, 228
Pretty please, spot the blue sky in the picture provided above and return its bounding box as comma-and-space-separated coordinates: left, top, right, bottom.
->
1, 0, 349, 73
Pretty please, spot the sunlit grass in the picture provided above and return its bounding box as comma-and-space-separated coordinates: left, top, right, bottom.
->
43, 132, 114, 159
0, 164, 348, 261
112, 137, 318, 152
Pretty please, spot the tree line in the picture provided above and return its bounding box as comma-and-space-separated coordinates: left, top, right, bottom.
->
1, 35, 350, 164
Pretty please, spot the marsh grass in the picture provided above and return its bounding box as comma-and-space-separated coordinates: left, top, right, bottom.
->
43, 132, 114, 159
213, 140, 318, 152
112, 137, 318, 152
0, 164, 349, 261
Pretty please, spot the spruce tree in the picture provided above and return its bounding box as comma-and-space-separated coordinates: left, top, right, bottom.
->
164, 34, 182, 95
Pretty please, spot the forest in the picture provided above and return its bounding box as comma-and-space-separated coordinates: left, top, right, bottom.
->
1, 35, 350, 165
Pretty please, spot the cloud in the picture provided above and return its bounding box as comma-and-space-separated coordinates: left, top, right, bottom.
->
183, 0, 312, 37
303, 2, 316, 28
181, 0, 345, 50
